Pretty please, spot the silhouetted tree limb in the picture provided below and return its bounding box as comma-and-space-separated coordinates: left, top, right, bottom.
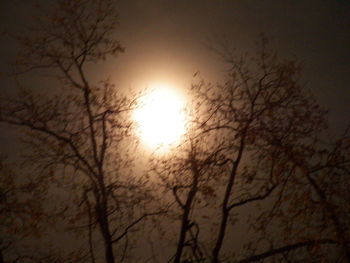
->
238, 239, 337, 263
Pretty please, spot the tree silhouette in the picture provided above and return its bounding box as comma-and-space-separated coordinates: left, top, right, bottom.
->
0, 1, 349, 262
0, 1, 157, 262
149, 39, 349, 262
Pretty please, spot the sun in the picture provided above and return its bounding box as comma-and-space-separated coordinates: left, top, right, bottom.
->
133, 84, 187, 151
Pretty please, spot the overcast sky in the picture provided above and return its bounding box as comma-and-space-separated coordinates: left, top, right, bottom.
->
0, 1, 349, 261
1, 0, 349, 152
114, 0, 350, 133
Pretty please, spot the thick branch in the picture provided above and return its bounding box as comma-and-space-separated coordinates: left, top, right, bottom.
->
227, 183, 277, 211
238, 239, 336, 263
111, 212, 164, 244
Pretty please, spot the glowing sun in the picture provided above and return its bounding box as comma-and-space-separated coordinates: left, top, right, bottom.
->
133, 84, 187, 150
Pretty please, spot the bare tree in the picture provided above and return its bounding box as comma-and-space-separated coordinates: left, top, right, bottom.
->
206, 39, 349, 262
150, 38, 349, 263
147, 80, 229, 262
1, 1, 348, 261
206, 39, 327, 262
236, 126, 350, 262
0, 1, 155, 262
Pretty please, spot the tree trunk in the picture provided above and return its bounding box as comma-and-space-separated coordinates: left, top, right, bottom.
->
174, 204, 192, 263
212, 135, 246, 263
174, 157, 199, 263
95, 181, 115, 263
0, 250, 4, 263
104, 241, 115, 263
212, 208, 229, 263
97, 203, 115, 263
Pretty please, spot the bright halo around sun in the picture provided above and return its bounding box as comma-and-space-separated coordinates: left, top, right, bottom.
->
133, 84, 187, 151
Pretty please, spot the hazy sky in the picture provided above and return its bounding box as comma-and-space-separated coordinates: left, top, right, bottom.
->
0, 0, 349, 153
0, 1, 349, 261
114, 0, 350, 132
